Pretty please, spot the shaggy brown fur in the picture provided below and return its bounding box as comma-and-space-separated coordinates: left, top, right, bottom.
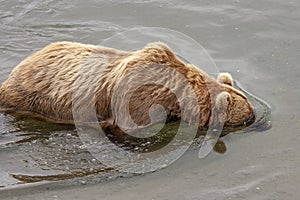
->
0, 41, 254, 134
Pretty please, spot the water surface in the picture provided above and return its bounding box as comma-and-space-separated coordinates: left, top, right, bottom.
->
0, 0, 299, 199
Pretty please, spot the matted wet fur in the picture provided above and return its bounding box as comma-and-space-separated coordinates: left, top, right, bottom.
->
0, 42, 254, 135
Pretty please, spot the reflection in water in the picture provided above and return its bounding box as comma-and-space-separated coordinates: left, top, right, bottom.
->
0, 82, 271, 187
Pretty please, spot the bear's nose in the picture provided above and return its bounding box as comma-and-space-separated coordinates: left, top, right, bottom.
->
243, 112, 255, 126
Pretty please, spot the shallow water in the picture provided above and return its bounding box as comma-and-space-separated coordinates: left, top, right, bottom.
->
0, 0, 299, 199
0, 85, 270, 187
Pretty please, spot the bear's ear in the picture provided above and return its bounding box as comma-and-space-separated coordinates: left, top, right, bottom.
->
209, 92, 232, 126
215, 91, 232, 111
217, 72, 233, 86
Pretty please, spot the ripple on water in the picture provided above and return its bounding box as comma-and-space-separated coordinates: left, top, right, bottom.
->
0, 79, 271, 189
0, 25, 272, 190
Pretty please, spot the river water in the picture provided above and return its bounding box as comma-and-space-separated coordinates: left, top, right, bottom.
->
0, 0, 299, 199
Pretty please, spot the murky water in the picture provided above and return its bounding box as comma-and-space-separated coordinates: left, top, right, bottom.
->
0, 0, 299, 199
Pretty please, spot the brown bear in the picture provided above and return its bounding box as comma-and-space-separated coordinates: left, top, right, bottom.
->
0, 41, 254, 135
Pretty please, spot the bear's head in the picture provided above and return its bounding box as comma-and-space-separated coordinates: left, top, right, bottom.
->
213, 72, 255, 127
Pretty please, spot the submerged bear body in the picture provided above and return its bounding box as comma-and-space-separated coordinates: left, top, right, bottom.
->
0, 42, 254, 134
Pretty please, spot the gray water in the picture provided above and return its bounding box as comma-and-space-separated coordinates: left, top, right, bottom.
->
0, 0, 299, 199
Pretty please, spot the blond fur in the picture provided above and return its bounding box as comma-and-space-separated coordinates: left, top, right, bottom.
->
0, 41, 254, 134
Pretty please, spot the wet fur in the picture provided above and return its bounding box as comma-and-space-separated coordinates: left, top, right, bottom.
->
0, 42, 254, 134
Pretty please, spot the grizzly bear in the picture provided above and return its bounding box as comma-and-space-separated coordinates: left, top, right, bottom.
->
0, 41, 254, 135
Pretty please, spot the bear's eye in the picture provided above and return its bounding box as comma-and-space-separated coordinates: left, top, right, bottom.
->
217, 72, 233, 86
